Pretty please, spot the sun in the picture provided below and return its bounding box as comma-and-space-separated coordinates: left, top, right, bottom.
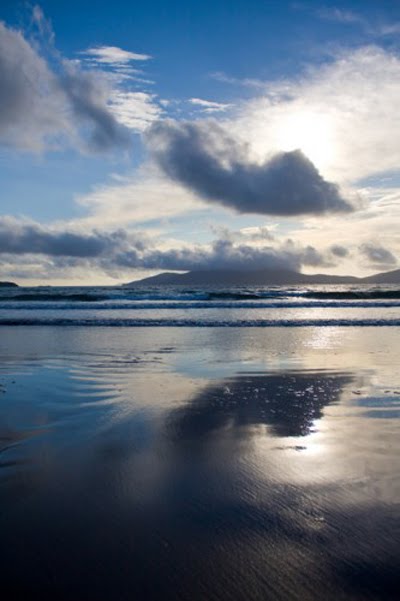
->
276, 110, 335, 173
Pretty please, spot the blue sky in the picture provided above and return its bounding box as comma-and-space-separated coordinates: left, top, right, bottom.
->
1, 0, 400, 284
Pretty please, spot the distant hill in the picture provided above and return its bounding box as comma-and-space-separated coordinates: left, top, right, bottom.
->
0, 281, 18, 288
124, 268, 364, 287
125, 267, 400, 287
362, 268, 400, 284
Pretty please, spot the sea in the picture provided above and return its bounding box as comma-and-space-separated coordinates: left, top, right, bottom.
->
1, 283, 400, 326
0, 283, 399, 600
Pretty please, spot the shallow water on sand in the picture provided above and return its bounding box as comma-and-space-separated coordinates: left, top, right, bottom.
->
0, 327, 399, 600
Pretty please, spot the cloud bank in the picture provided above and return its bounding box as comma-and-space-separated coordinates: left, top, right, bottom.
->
114, 238, 331, 272
0, 217, 336, 277
146, 120, 353, 216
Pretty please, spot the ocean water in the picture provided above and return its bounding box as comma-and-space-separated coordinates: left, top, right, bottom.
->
0, 285, 399, 600
1, 283, 400, 326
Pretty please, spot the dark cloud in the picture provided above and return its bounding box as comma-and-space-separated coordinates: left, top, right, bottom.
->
291, 244, 334, 268
0, 218, 336, 275
146, 120, 353, 216
359, 243, 397, 266
283, 239, 335, 268
0, 19, 130, 152
61, 63, 131, 152
115, 238, 333, 272
330, 244, 349, 258
0, 218, 132, 257
0, 21, 62, 150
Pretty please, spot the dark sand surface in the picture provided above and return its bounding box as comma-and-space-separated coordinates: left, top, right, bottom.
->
0, 327, 399, 600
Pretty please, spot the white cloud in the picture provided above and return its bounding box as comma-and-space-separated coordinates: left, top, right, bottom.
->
273, 185, 400, 275
209, 71, 266, 89
74, 166, 207, 228
379, 23, 400, 36
316, 7, 400, 38
189, 98, 233, 113
316, 8, 365, 26
233, 46, 400, 184
82, 45, 151, 64
110, 91, 164, 131
210, 224, 275, 243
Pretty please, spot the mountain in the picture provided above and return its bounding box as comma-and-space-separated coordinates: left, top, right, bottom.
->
125, 268, 362, 287
362, 268, 400, 284
0, 281, 18, 287
125, 267, 400, 287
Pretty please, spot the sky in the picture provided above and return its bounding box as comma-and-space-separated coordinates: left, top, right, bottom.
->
1, 0, 400, 285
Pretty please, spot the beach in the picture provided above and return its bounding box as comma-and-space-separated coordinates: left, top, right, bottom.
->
3, 1, 400, 597
0, 322, 399, 600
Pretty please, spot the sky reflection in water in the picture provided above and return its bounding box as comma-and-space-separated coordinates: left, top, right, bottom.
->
0, 327, 399, 601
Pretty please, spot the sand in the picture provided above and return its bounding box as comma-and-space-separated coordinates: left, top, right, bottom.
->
0, 326, 399, 600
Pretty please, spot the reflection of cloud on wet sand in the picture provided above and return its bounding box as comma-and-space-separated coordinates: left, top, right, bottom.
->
166, 371, 353, 441
1, 357, 399, 601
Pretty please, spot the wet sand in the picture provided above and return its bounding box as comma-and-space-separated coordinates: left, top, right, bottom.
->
0, 326, 399, 600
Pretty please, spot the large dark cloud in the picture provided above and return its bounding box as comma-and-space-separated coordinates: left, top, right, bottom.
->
0, 20, 130, 152
0, 218, 335, 275
146, 120, 353, 216
115, 238, 333, 272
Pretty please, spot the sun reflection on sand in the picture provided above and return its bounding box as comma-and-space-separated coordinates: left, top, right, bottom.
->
0, 326, 399, 600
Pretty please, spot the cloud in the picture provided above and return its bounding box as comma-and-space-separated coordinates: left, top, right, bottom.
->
359, 243, 397, 267
0, 216, 337, 280
115, 237, 333, 272
210, 225, 275, 243
189, 98, 233, 113
236, 46, 400, 184
109, 91, 164, 131
378, 23, 400, 36
316, 7, 400, 37
209, 71, 266, 89
0, 21, 66, 151
330, 244, 349, 258
267, 185, 400, 277
316, 8, 365, 26
75, 166, 206, 228
0, 16, 154, 152
79, 45, 156, 87
146, 120, 353, 216
31, 4, 55, 44
61, 61, 131, 151
82, 46, 151, 64
0, 217, 141, 257
284, 239, 335, 268
239, 226, 275, 241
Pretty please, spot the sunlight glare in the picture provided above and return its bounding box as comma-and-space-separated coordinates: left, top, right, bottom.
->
276, 111, 335, 173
